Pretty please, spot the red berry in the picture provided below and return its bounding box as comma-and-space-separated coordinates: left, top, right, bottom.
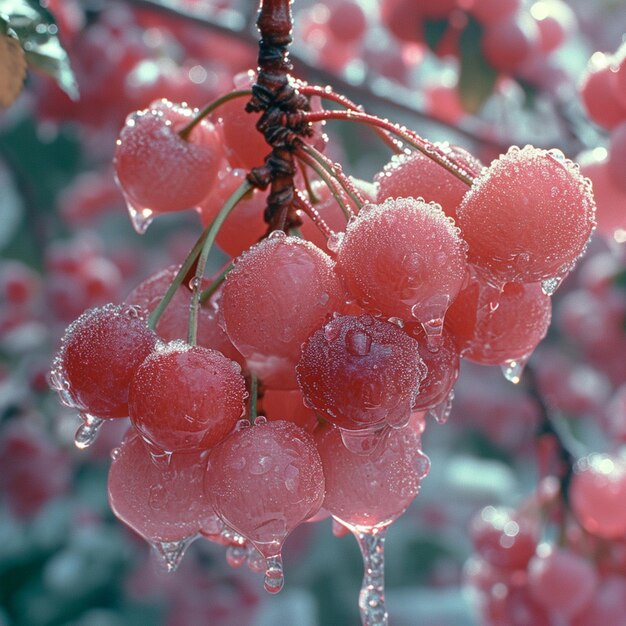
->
129, 342, 246, 453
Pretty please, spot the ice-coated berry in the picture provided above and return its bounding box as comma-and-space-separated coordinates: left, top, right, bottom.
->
51, 304, 158, 419
205, 420, 325, 557
129, 342, 246, 453
297, 314, 426, 431
457, 145, 596, 285
336, 197, 467, 326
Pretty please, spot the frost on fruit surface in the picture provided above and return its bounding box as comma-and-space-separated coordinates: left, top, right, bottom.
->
336, 197, 467, 325
445, 273, 552, 365
128, 343, 247, 454
297, 314, 427, 431
114, 102, 222, 228
51, 303, 157, 420
315, 421, 429, 532
205, 420, 325, 557
374, 142, 483, 222
457, 145, 597, 285
108, 430, 214, 543
220, 234, 345, 388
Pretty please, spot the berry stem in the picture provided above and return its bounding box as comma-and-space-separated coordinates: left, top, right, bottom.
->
296, 152, 353, 220
299, 84, 402, 154
147, 228, 211, 331
199, 262, 233, 305
299, 143, 365, 209
249, 374, 258, 425
178, 89, 252, 140
187, 180, 252, 345
302, 109, 476, 186
293, 189, 333, 239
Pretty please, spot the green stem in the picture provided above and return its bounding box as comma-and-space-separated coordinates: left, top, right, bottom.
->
187, 180, 253, 345
300, 143, 365, 211
296, 150, 352, 220
199, 262, 233, 305
249, 374, 258, 425
178, 89, 252, 140
147, 229, 210, 331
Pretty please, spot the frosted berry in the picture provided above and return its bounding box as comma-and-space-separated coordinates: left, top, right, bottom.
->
297, 314, 426, 431
129, 341, 246, 454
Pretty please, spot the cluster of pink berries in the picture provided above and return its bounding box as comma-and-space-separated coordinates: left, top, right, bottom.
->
578, 41, 626, 244
466, 452, 626, 624
49, 77, 595, 616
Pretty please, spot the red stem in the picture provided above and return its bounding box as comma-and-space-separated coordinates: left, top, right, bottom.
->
303, 109, 476, 186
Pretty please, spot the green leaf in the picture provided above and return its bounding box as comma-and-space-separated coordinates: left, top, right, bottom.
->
457, 17, 498, 114
0, 0, 78, 100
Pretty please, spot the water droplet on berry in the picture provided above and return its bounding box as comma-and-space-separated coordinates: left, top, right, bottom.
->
74, 413, 104, 449
327, 232, 344, 252
268, 230, 286, 239
541, 274, 566, 296
188, 276, 202, 290
340, 427, 386, 456
345, 329, 372, 356
125, 198, 154, 235
414, 450, 431, 479
226, 545, 248, 568
263, 554, 284, 594
500, 354, 531, 384
152, 538, 193, 573
427, 389, 454, 424
247, 545, 265, 572
110, 447, 121, 461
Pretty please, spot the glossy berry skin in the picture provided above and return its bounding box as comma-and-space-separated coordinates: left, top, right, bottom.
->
457, 145, 596, 285
108, 430, 213, 542
445, 273, 552, 365
205, 420, 325, 557
336, 197, 467, 324
129, 342, 246, 454
220, 233, 345, 389
469, 506, 538, 571
315, 421, 429, 531
527, 546, 597, 618
570, 453, 626, 539
297, 314, 426, 431
375, 144, 483, 223
114, 100, 222, 217
51, 304, 158, 419
406, 327, 460, 410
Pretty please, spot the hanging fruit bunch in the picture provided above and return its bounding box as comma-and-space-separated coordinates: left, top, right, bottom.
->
48, 0, 596, 623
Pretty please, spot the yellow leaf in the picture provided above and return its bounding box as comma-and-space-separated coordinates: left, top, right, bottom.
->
0, 33, 27, 109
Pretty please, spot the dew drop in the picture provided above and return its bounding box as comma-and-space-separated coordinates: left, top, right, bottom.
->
152, 537, 193, 573
268, 230, 286, 239
340, 427, 386, 456
427, 389, 454, 424
110, 447, 121, 461
541, 274, 566, 296
414, 450, 431, 479
345, 329, 372, 356
125, 198, 154, 235
226, 545, 248, 568
500, 354, 531, 384
74, 413, 104, 449
327, 231, 344, 252
247, 545, 265, 572
263, 554, 284, 594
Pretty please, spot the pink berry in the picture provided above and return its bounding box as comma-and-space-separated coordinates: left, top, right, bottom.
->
114, 100, 222, 228
220, 233, 345, 389
108, 429, 213, 542
528, 545, 597, 618
570, 453, 626, 539
51, 304, 158, 419
129, 342, 246, 453
205, 420, 325, 557
336, 197, 467, 325
297, 314, 426, 431
315, 421, 429, 531
457, 145, 596, 285
375, 144, 483, 223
